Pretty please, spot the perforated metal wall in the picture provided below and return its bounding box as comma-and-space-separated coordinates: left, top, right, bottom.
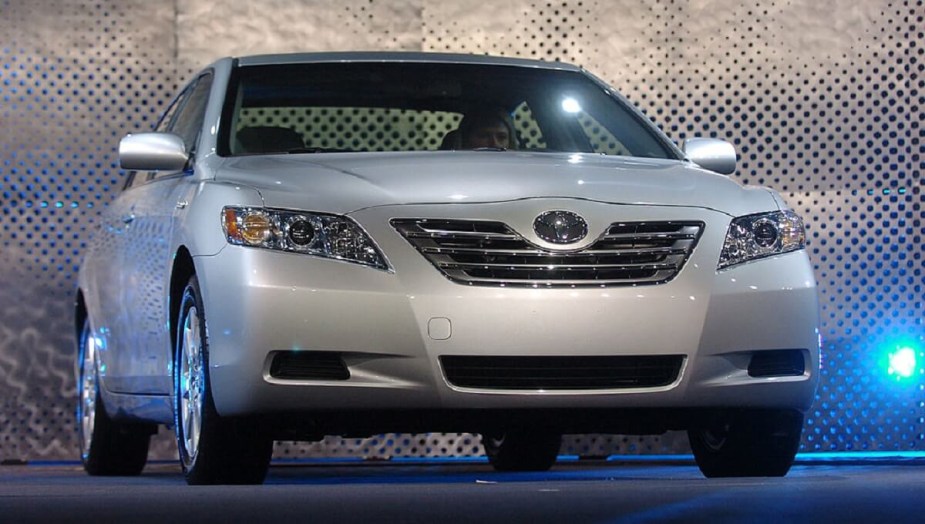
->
0, 0, 922, 462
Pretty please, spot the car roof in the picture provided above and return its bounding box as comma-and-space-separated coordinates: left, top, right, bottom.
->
234, 51, 582, 72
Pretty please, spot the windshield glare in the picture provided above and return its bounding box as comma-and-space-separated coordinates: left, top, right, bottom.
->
219, 62, 677, 159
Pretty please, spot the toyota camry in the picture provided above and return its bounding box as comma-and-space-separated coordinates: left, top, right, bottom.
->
75, 52, 819, 484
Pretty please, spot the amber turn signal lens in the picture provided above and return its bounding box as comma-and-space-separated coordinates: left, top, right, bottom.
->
223, 208, 240, 240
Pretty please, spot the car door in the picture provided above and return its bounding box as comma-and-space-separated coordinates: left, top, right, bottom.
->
94, 88, 188, 393
106, 73, 213, 394
82, 168, 148, 390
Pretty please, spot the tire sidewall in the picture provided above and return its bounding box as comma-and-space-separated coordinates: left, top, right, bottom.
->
481, 431, 561, 472
173, 275, 209, 475
76, 318, 99, 468
77, 317, 151, 476
689, 409, 803, 477
171, 274, 272, 485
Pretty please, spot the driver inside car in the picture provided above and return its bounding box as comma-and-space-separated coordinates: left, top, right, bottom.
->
442, 109, 518, 150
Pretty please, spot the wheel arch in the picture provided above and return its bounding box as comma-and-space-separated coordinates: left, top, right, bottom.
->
74, 289, 89, 416
169, 246, 197, 356
74, 289, 88, 342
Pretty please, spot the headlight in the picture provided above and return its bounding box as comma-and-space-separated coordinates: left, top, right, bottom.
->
718, 210, 805, 269
222, 206, 389, 270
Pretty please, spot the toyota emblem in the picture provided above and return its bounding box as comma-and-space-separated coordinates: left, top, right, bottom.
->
533, 210, 588, 244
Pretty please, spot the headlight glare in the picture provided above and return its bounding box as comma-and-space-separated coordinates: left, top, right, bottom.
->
222, 206, 388, 270
718, 210, 805, 269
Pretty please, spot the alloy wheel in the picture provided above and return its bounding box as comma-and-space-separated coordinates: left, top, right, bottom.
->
78, 325, 97, 460
179, 306, 204, 466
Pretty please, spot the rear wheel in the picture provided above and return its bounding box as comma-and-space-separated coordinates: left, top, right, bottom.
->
482, 430, 562, 472
174, 275, 272, 485
77, 318, 152, 476
688, 409, 804, 478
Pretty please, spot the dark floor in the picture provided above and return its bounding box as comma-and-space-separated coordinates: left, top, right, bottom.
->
2, 456, 925, 523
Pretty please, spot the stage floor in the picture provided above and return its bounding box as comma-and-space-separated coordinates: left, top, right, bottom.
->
3, 457, 925, 522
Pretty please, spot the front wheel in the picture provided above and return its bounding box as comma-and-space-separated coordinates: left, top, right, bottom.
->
174, 275, 272, 485
482, 430, 562, 472
688, 409, 804, 478
77, 318, 152, 475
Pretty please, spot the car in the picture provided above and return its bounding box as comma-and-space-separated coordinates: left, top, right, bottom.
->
74, 52, 819, 485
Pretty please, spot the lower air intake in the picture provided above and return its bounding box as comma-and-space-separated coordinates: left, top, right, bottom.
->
440, 355, 684, 390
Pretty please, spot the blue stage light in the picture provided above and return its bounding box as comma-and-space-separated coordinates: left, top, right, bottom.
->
887, 346, 917, 379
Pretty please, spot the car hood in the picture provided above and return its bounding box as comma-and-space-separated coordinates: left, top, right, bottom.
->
215, 151, 776, 216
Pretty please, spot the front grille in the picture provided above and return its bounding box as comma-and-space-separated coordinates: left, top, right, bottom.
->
269, 351, 350, 380
392, 218, 703, 287
440, 355, 685, 390
748, 349, 806, 378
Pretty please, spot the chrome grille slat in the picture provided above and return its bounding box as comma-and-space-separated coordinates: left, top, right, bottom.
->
599, 231, 699, 241
437, 261, 680, 271
403, 231, 521, 241
421, 246, 690, 256
438, 275, 678, 286
392, 218, 704, 287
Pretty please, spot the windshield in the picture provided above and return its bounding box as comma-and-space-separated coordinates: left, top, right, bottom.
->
218, 62, 679, 159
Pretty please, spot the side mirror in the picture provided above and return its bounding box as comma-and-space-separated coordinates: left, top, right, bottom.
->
681, 137, 737, 175
119, 132, 189, 171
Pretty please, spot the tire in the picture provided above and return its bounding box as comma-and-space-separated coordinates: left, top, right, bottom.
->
688, 409, 804, 478
174, 275, 273, 485
77, 318, 152, 476
482, 430, 562, 472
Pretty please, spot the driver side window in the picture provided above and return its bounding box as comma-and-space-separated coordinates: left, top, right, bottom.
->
151, 73, 213, 180
169, 73, 213, 152
155, 88, 189, 133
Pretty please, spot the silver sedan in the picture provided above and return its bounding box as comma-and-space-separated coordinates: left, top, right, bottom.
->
75, 52, 819, 484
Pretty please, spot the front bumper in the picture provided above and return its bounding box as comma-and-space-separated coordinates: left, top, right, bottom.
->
196, 202, 819, 422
